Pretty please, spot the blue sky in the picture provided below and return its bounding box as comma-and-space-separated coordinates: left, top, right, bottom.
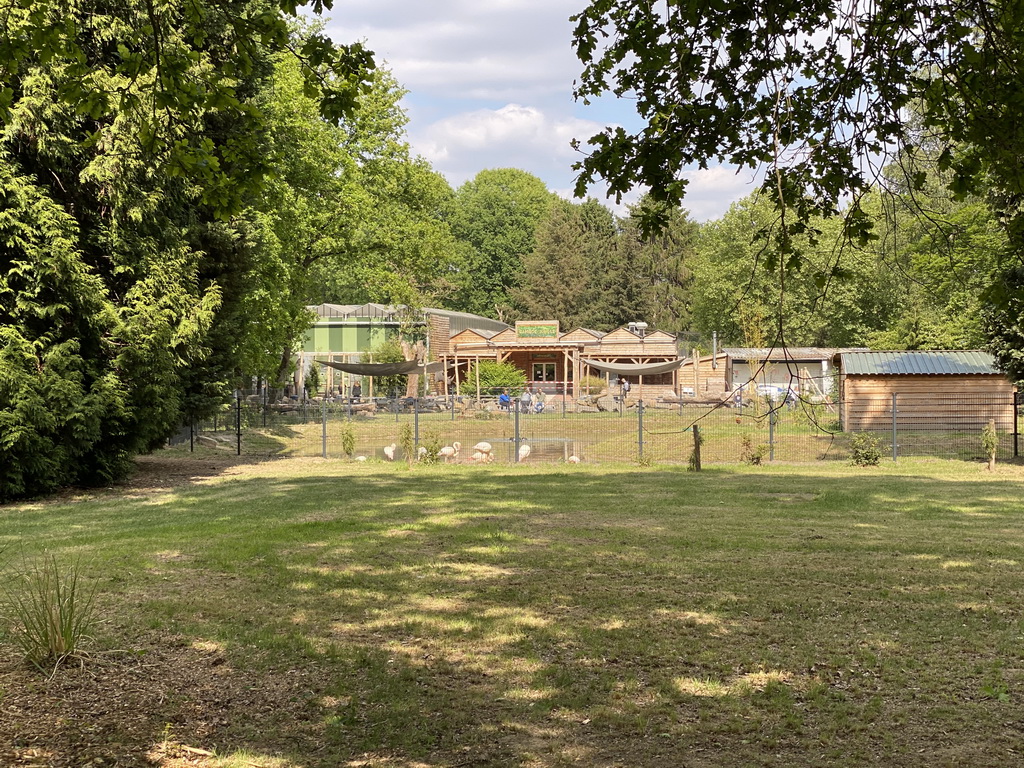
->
315, 0, 756, 221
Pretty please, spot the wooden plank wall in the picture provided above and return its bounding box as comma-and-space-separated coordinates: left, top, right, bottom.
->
843, 375, 1016, 431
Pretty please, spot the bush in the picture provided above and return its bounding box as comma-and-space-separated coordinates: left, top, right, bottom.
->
367, 337, 408, 397
2, 553, 96, 673
740, 434, 768, 465
981, 420, 999, 470
849, 432, 882, 466
340, 421, 356, 458
459, 360, 526, 396
419, 428, 443, 464
577, 375, 607, 395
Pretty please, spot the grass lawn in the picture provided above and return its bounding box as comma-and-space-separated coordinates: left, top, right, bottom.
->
2, 455, 1023, 767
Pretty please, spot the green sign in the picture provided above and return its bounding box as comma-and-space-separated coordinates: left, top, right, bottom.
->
516, 322, 558, 339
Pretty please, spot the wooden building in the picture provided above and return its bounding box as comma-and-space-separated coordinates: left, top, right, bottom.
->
444, 321, 683, 400
838, 350, 1016, 431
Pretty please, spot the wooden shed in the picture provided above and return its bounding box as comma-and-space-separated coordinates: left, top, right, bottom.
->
838, 351, 1016, 431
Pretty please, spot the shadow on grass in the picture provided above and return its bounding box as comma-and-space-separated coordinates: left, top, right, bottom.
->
3, 462, 1024, 767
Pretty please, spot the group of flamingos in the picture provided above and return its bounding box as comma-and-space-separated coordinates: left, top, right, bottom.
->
375, 440, 580, 464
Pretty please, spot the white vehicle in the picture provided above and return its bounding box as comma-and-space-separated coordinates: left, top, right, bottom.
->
756, 383, 799, 402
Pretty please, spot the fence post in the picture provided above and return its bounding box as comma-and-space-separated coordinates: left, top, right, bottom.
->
1015, 391, 1019, 459
768, 407, 775, 462
691, 424, 702, 471
514, 402, 521, 461
637, 400, 644, 460
414, 398, 420, 448
190, 418, 194, 453
235, 390, 242, 456
262, 388, 267, 428
322, 398, 327, 458
891, 392, 898, 462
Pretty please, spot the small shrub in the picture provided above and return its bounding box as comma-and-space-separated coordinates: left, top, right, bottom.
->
458, 360, 526, 396
578, 375, 606, 395
981, 420, 999, 471
339, 421, 356, 458
849, 432, 882, 466
419, 429, 443, 464
740, 434, 768, 465
399, 423, 415, 467
2, 554, 96, 673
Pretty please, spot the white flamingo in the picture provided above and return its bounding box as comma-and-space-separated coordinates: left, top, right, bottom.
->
418, 446, 428, 460
472, 441, 492, 454
567, 455, 581, 464
355, 455, 367, 462
469, 450, 494, 463
518, 444, 531, 461
439, 441, 461, 462
383, 443, 397, 461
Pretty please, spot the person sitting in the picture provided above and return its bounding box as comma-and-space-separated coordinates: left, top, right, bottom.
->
534, 389, 547, 413
498, 388, 511, 411
519, 388, 533, 413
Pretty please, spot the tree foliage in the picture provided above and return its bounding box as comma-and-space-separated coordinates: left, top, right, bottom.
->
0, 1, 372, 500
445, 169, 555, 319
571, 0, 1024, 252
571, 0, 1024, 376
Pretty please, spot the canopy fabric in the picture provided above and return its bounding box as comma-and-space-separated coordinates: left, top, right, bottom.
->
580, 358, 685, 376
316, 359, 449, 376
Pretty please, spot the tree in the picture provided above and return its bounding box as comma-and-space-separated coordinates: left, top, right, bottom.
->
690, 193, 895, 347
445, 169, 555, 319
621, 199, 699, 336
243, 56, 459, 391
571, 1, 1024, 373
572, 1, 1024, 245
513, 198, 612, 328
0, 2, 373, 500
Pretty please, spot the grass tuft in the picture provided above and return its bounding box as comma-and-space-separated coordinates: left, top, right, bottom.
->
2, 552, 97, 673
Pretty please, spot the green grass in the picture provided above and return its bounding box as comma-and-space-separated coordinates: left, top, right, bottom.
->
3, 457, 1024, 766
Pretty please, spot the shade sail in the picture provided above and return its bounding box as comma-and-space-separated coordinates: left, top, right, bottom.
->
316, 359, 449, 376
580, 358, 685, 376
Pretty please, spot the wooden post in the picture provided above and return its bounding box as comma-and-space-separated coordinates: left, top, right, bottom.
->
691, 424, 702, 471
475, 356, 481, 401
693, 348, 700, 394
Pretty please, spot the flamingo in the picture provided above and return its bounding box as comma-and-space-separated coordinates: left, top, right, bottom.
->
469, 450, 494, 463
472, 441, 492, 454
518, 444, 531, 462
439, 441, 461, 462
383, 443, 397, 461
418, 446, 428, 460
355, 455, 367, 462
567, 455, 581, 464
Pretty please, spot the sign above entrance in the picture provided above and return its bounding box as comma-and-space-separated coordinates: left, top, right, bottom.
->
516, 321, 559, 340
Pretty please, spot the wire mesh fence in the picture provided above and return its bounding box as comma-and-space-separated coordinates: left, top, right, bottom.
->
173, 391, 1021, 465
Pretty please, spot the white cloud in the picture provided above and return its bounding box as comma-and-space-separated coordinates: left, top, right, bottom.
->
682, 166, 761, 221
308, 1, 749, 222
412, 104, 606, 190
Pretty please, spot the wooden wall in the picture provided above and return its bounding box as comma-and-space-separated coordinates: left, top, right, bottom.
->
841, 375, 1016, 431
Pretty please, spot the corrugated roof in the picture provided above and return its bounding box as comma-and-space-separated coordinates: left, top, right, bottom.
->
724, 346, 866, 361
841, 350, 1000, 376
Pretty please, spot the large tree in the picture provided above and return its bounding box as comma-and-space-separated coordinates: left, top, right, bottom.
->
445, 168, 555, 319
571, 0, 1024, 370
0, 2, 372, 500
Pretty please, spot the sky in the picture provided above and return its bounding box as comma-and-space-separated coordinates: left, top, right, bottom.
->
314, 0, 757, 221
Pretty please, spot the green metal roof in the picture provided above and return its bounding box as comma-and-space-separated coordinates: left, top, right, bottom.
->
841, 350, 1000, 376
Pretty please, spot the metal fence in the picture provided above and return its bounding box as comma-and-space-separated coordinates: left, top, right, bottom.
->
174, 391, 1021, 466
